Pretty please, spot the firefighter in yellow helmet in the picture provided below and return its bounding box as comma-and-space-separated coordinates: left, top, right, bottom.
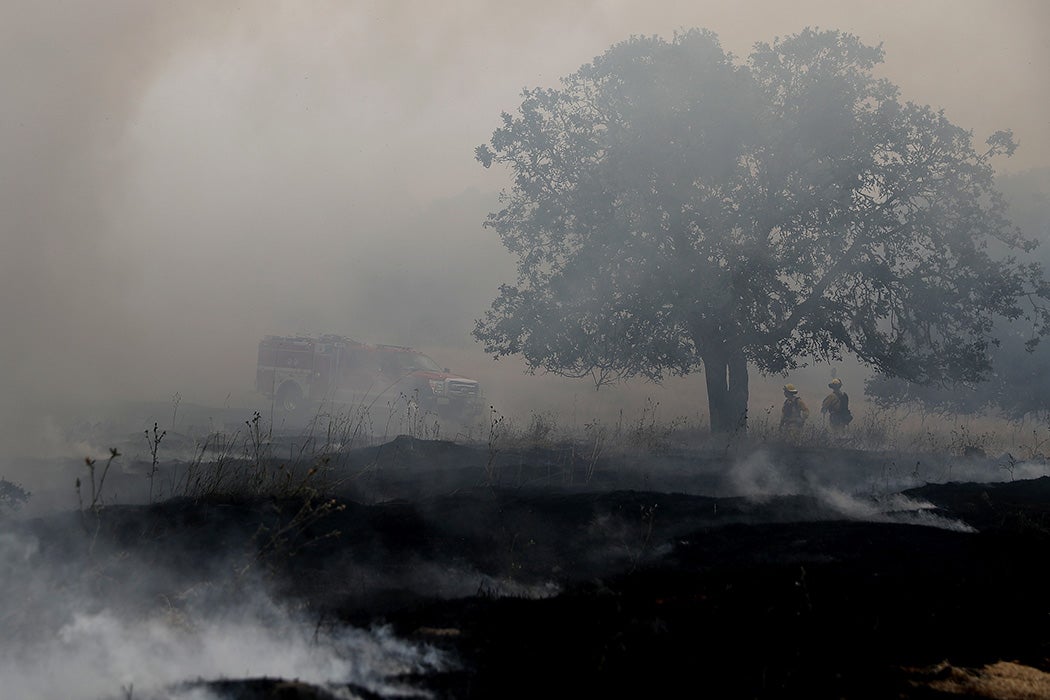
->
779, 384, 809, 433
821, 378, 853, 431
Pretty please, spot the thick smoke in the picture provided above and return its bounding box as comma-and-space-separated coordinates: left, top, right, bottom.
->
0, 2, 238, 452
3, 2, 1047, 452
0, 526, 447, 699
727, 448, 1050, 531
1, 2, 1047, 472
4, 606, 445, 700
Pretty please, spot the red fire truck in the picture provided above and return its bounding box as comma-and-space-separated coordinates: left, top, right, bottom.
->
256, 334, 483, 421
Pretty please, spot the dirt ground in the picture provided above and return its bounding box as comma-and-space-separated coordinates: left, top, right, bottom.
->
4, 433, 1050, 699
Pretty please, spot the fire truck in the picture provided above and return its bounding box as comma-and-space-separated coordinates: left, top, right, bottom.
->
256, 334, 483, 420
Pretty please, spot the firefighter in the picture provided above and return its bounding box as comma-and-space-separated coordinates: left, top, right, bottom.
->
821, 378, 853, 430
779, 384, 809, 433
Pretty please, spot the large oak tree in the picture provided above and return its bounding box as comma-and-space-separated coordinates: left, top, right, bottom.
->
473, 28, 1049, 432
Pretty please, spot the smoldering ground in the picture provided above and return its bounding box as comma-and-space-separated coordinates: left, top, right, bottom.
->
6, 430, 1050, 698
0, 522, 450, 700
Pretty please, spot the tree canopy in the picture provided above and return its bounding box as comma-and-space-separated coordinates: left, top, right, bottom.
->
474, 28, 1049, 432
865, 168, 1050, 420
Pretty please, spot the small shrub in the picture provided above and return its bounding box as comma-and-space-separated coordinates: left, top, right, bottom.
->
0, 477, 30, 516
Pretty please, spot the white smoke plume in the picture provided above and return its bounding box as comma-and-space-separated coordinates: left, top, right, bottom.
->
4, 606, 446, 700
727, 448, 1049, 530
0, 527, 448, 700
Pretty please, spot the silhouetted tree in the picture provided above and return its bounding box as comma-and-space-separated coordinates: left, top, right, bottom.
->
474, 28, 1049, 432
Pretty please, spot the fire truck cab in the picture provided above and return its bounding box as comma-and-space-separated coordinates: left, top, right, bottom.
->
256, 334, 483, 421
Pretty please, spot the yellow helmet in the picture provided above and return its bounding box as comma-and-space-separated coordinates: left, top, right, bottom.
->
783, 384, 798, 394
829, 378, 842, 388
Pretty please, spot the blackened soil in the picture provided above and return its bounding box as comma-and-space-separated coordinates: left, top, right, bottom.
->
397, 520, 1050, 699
15, 438, 1050, 699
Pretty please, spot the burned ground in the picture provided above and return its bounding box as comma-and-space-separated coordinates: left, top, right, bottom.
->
4, 435, 1050, 699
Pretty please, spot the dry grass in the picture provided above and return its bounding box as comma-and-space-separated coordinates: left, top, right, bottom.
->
483, 399, 1050, 462
907, 661, 1050, 700
73, 393, 1050, 510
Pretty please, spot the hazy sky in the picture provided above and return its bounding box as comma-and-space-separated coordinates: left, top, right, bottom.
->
1, 1, 1047, 453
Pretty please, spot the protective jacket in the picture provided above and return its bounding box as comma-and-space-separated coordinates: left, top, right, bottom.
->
780, 396, 809, 429
821, 391, 852, 427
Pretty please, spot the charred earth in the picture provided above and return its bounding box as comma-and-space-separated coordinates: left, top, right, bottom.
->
4, 430, 1050, 699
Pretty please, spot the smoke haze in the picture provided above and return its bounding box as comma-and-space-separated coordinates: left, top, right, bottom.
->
2, 1, 1048, 459
0, 526, 447, 699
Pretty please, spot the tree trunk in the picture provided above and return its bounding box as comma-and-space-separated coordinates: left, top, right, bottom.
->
703, 352, 750, 434
728, 355, 749, 431
704, 356, 731, 433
